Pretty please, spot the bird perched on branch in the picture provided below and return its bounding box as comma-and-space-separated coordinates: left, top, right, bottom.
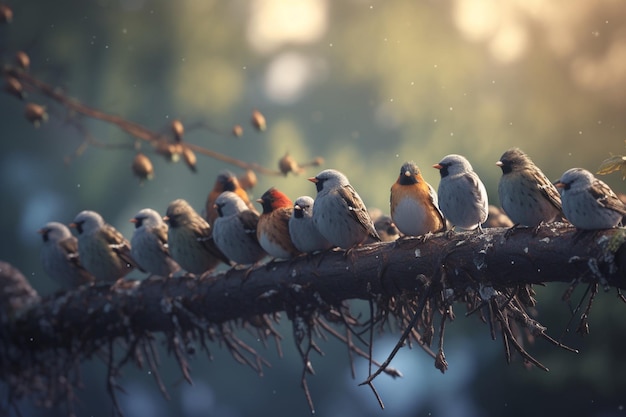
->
164, 199, 229, 274
256, 188, 301, 259
70, 211, 138, 282
555, 168, 626, 230
309, 169, 380, 248
289, 196, 332, 253
390, 161, 445, 236
130, 208, 181, 277
204, 170, 256, 226
434, 154, 488, 231
496, 148, 564, 227
38, 222, 95, 288
213, 191, 267, 265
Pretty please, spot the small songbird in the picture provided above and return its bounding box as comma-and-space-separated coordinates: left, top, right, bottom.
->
309, 169, 380, 248
204, 170, 256, 226
554, 168, 626, 230
496, 148, 564, 227
130, 208, 181, 277
38, 222, 95, 289
390, 161, 445, 236
256, 187, 301, 259
434, 154, 489, 231
373, 214, 401, 242
289, 196, 333, 253
213, 191, 267, 265
164, 199, 229, 275
70, 210, 137, 282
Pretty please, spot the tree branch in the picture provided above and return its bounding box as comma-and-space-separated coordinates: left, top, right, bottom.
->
2, 224, 626, 414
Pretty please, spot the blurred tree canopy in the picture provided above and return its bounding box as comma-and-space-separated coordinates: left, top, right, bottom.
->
2, 1, 626, 416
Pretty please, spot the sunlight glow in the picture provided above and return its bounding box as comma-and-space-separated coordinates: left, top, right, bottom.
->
247, 0, 328, 54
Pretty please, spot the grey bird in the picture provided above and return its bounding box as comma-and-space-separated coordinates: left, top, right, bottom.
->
434, 154, 489, 231
213, 191, 267, 265
308, 169, 380, 249
130, 208, 181, 277
38, 221, 95, 288
555, 168, 626, 230
289, 196, 333, 253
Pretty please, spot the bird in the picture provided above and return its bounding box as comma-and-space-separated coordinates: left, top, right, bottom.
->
554, 168, 626, 230
390, 161, 446, 236
69, 210, 137, 282
164, 199, 229, 275
256, 187, 301, 259
373, 214, 401, 242
433, 154, 489, 231
204, 170, 256, 226
496, 148, 564, 227
38, 222, 96, 289
289, 196, 333, 253
130, 208, 181, 277
309, 169, 380, 248
213, 191, 267, 265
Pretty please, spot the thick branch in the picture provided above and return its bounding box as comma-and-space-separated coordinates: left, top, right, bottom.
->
8, 224, 626, 348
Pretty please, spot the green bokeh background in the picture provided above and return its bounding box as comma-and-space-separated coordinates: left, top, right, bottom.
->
2, 1, 626, 416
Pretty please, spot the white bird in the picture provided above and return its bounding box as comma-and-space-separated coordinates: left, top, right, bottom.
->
289, 196, 332, 253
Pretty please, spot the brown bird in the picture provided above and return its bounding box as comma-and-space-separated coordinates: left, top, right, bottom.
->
70, 210, 138, 282
204, 170, 256, 225
164, 199, 230, 274
256, 188, 301, 259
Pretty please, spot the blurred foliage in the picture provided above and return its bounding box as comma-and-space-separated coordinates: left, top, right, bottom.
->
2, 0, 626, 416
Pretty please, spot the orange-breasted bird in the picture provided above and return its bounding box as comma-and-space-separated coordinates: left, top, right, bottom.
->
204, 170, 256, 226
256, 187, 301, 259
390, 161, 445, 236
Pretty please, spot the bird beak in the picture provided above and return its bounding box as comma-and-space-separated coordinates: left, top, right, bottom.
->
68, 222, 77, 229
37, 228, 45, 234
129, 218, 137, 223
307, 177, 318, 183
495, 161, 503, 167
432, 164, 442, 170
404, 170, 411, 177
256, 198, 263, 204
554, 181, 565, 189
162, 216, 169, 222
294, 204, 301, 210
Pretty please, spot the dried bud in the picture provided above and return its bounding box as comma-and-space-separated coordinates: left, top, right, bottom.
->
278, 152, 304, 176
15, 51, 30, 71
24, 103, 48, 128
232, 124, 243, 137
155, 140, 181, 163
171, 119, 184, 142
0, 4, 12, 24
238, 169, 257, 190
4, 76, 25, 100
312, 156, 324, 166
251, 109, 266, 132
131, 152, 154, 183
182, 146, 197, 172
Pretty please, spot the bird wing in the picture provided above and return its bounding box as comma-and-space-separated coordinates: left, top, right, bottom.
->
427, 182, 447, 230
155, 224, 172, 255
338, 185, 381, 241
535, 172, 563, 211
194, 222, 231, 265
59, 237, 94, 280
464, 172, 489, 216
589, 179, 626, 215
240, 210, 260, 239
102, 224, 141, 270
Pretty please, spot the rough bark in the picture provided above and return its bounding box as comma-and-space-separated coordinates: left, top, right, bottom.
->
2, 224, 626, 414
